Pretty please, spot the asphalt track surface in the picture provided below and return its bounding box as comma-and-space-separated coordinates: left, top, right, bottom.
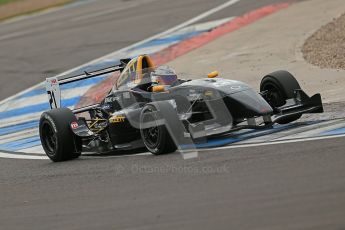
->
1, 0, 345, 229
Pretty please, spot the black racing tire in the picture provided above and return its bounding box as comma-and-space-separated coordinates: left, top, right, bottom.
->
260, 70, 302, 124
39, 108, 81, 162
140, 104, 177, 155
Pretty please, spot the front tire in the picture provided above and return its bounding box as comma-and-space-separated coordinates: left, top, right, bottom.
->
140, 104, 176, 155
260, 70, 302, 124
39, 108, 81, 162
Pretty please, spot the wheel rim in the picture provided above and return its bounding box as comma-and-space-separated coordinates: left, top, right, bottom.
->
263, 83, 285, 107
42, 122, 57, 155
143, 126, 159, 147
141, 108, 161, 149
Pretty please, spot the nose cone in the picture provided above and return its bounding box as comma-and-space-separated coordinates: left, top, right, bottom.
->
226, 89, 273, 117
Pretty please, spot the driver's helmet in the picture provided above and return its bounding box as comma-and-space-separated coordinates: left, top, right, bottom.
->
150, 66, 178, 86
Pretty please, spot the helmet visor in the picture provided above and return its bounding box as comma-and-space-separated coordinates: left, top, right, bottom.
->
155, 74, 178, 85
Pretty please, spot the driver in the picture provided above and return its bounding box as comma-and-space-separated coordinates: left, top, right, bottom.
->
148, 66, 178, 91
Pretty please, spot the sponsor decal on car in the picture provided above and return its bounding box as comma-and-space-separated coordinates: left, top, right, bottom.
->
70, 122, 79, 129
109, 115, 126, 123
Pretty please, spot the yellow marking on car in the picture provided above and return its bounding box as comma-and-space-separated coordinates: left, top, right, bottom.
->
152, 85, 165, 92
109, 115, 126, 123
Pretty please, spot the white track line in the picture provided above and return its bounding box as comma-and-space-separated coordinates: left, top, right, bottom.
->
19, 145, 45, 154
175, 17, 234, 35
275, 122, 345, 140
201, 133, 345, 152
0, 152, 47, 160
0, 128, 38, 145
238, 120, 344, 144
0, 113, 40, 129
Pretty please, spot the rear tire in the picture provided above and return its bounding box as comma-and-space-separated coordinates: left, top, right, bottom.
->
140, 104, 177, 155
39, 108, 81, 162
260, 70, 302, 124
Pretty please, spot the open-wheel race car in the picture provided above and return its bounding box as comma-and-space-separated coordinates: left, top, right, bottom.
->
39, 55, 323, 162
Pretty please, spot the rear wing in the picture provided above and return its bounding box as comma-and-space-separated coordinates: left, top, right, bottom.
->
45, 63, 126, 109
